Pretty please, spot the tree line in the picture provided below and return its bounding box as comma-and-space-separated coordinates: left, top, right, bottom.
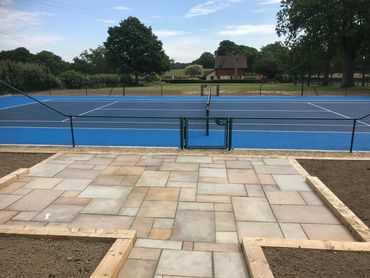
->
1, 1, 369, 91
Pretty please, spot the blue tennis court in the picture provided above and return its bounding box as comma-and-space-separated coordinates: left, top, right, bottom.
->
0, 95, 369, 151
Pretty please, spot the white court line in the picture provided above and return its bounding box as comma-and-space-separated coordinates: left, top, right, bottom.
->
0, 99, 54, 110
308, 102, 370, 127
101, 108, 325, 113
61, 101, 119, 122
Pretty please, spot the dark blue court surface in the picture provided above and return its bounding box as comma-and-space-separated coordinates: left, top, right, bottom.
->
0, 95, 369, 151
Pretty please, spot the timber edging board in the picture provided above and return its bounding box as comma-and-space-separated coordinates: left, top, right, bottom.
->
242, 237, 370, 278
0, 225, 136, 278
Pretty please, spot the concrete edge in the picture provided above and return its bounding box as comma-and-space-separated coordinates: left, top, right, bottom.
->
242, 237, 370, 278
0, 225, 137, 278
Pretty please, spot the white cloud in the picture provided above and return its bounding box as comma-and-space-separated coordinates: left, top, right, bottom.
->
252, 8, 268, 13
218, 24, 276, 36
113, 6, 130, 11
96, 19, 115, 24
185, 0, 243, 18
0, 8, 46, 31
155, 29, 188, 38
259, 0, 280, 5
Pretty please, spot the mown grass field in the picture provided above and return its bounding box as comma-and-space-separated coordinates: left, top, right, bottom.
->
34, 82, 370, 96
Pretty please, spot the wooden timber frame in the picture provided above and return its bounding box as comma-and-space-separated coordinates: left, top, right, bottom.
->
242, 237, 370, 278
0, 225, 136, 278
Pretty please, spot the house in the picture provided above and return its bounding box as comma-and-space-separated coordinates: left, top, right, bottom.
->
206, 55, 247, 80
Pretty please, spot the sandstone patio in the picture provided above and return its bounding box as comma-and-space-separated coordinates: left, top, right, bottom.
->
0, 153, 355, 278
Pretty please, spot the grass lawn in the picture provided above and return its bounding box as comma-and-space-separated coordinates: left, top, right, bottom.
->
35, 82, 370, 96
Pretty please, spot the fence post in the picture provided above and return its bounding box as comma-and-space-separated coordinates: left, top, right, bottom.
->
349, 119, 357, 153
69, 116, 75, 147
206, 109, 210, 136
179, 118, 184, 149
160, 83, 163, 96
228, 118, 233, 150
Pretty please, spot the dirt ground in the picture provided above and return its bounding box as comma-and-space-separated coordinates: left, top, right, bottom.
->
298, 159, 370, 228
0, 152, 53, 178
263, 247, 370, 278
0, 234, 114, 278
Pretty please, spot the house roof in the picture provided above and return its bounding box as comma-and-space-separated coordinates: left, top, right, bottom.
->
215, 55, 247, 69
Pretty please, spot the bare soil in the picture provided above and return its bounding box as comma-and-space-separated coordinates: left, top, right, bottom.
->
0, 152, 53, 178
263, 247, 370, 278
0, 234, 114, 278
298, 159, 370, 228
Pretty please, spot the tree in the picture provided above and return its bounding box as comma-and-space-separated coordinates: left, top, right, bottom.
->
192, 52, 215, 68
0, 47, 33, 62
73, 46, 113, 74
104, 17, 170, 82
33, 50, 69, 74
277, 0, 370, 87
184, 65, 203, 78
255, 57, 281, 79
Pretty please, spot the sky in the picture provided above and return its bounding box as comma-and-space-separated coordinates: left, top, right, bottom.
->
0, 0, 283, 63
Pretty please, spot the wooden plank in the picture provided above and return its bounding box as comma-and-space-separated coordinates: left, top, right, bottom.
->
243, 237, 370, 251
91, 238, 134, 278
306, 176, 370, 242
0, 168, 29, 190
289, 158, 311, 177
242, 244, 274, 278
0, 225, 136, 239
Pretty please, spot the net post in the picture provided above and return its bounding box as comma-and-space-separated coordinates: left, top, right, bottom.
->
69, 116, 76, 147
349, 119, 357, 153
179, 118, 184, 149
206, 108, 210, 136
228, 118, 233, 150
160, 83, 163, 96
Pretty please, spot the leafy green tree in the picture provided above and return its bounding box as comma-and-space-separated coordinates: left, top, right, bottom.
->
104, 17, 170, 82
192, 52, 215, 68
0, 47, 33, 63
277, 0, 370, 87
73, 46, 113, 74
184, 64, 203, 78
33, 50, 69, 74
254, 57, 281, 79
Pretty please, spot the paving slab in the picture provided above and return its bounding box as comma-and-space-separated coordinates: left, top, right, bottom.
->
81, 199, 123, 214
263, 158, 291, 166
215, 212, 236, 232
169, 171, 198, 182
254, 165, 298, 175
236, 222, 283, 239
71, 214, 133, 229
135, 239, 182, 250
29, 163, 67, 177
216, 232, 239, 244
146, 188, 180, 201
244, 184, 265, 197
232, 197, 276, 222
149, 228, 172, 240
55, 168, 101, 179
227, 169, 259, 184
115, 166, 146, 175
153, 218, 174, 229
265, 191, 306, 205
226, 160, 253, 169
129, 247, 162, 260
12, 211, 38, 221
156, 250, 212, 277
172, 210, 215, 242
177, 202, 213, 211
272, 205, 340, 224
179, 188, 196, 202
301, 224, 354, 241
199, 168, 227, 178
214, 252, 249, 278
136, 171, 170, 187
53, 197, 90, 206
54, 178, 91, 191
131, 217, 155, 238
119, 259, 157, 278
8, 189, 63, 211
273, 175, 312, 191
176, 156, 212, 163
198, 183, 246, 196
91, 175, 126, 186
78, 185, 132, 199
24, 178, 63, 189
0, 194, 22, 209
160, 163, 199, 172
137, 201, 177, 218
0, 211, 18, 224
33, 204, 83, 222
300, 191, 324, 205
279, 223, 308, 239
122, 191, 147, 208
